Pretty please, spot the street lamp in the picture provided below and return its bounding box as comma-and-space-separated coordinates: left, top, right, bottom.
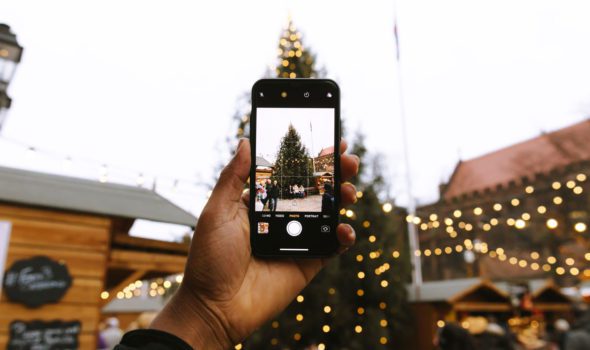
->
0, 24, 24, 132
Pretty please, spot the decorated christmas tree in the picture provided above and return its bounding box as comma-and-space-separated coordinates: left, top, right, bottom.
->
273, 124, 313, 191
234, 19, 321, 140
275, 19, 319, 80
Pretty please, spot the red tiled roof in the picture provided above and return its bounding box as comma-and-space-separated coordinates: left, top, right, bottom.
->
318, 146, 335, 157
443, 119, 590, 200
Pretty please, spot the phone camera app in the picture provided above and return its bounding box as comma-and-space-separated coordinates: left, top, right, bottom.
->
321, 225, 330, 233
304, 91, 310, 98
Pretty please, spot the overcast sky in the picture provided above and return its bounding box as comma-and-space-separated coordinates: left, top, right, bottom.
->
256, 108, 334, 163
1, 0, 590, 239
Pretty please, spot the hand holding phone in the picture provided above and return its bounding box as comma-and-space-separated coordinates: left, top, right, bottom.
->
151, 135, 359, 349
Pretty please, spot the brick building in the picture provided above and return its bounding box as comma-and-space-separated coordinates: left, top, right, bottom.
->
415, 119, 590, 284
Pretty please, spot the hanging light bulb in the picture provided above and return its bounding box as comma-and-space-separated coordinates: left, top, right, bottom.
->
382, 202, 393, 213
136, 173, 145, 186
99, 164, 108, 183
574, 222, 587, 233
546, 218, 558, 229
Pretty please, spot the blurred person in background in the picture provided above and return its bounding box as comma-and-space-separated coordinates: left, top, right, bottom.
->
564, 307, 590, 350
101, 317, 123, 350
472, 316, 514, 350
547, 318, 569, 350
434, 323, 477, 350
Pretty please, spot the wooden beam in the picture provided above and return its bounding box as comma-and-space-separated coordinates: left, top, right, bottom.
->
533, 303, 572, 312
453, 302, 511, 312
0, 203, 110, 227
109, 249, 186, 273
101, 270, 146, 306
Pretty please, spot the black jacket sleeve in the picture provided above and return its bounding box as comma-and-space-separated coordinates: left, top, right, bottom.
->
115, 329, 193, 350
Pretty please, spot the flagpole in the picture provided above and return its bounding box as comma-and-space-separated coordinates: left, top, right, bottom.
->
393, 0, 423, 299
310, 122, 316, 173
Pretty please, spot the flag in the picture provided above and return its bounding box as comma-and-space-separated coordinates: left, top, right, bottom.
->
394, 22, 400, 60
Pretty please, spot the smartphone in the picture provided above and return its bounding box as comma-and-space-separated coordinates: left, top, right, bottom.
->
249, 79, 341, 258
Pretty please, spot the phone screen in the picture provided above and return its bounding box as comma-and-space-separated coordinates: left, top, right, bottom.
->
250, 80, 340, 257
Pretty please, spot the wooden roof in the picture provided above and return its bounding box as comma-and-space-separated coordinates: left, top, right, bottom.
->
442, 119, 590, 200
318, 146, 335, 157
531, 284, 573, 312
0, 166, 196, 226
256, 156, 273, 168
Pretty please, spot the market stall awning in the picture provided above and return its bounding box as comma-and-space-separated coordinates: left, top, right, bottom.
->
532, 284, 573, 312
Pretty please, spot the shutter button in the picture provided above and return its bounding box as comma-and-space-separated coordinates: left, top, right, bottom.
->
286, 220, 302, 237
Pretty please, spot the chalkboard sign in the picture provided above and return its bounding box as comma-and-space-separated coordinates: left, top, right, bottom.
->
3, 256, 72, 308
8, 320, 81, 350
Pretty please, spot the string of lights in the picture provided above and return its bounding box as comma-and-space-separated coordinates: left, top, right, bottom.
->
345, 191, 589, 278
408, 172, 588, 235
0, 134, 210, 196
99, 274, 184, 301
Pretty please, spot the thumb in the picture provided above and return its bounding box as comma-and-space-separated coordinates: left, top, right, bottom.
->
209, 139, 251, 208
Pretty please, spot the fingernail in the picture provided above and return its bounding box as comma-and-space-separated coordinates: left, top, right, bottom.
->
235, 138, 246, 155
349, 228, 356, 242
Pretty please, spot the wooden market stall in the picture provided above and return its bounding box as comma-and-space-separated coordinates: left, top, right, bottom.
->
531, 283, 573, 313
407, 278, 512, 350
255, 156, 273, 183
0, 166, 196, 350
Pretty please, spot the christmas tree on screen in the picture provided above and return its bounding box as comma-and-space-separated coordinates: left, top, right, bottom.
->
273, 125, 313, 190
231, 20, 411, 350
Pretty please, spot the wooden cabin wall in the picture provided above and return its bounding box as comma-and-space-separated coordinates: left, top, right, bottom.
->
0, 204, 111, 350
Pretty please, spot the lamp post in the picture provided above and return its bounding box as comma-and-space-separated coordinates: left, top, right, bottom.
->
0, 24, 24, 132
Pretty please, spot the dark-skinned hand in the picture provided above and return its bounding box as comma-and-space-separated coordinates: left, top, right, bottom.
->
151, 139, 360, 349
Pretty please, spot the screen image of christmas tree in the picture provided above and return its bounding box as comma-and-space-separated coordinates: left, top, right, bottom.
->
273, 125, 314, 192
232, 20, 412, 350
